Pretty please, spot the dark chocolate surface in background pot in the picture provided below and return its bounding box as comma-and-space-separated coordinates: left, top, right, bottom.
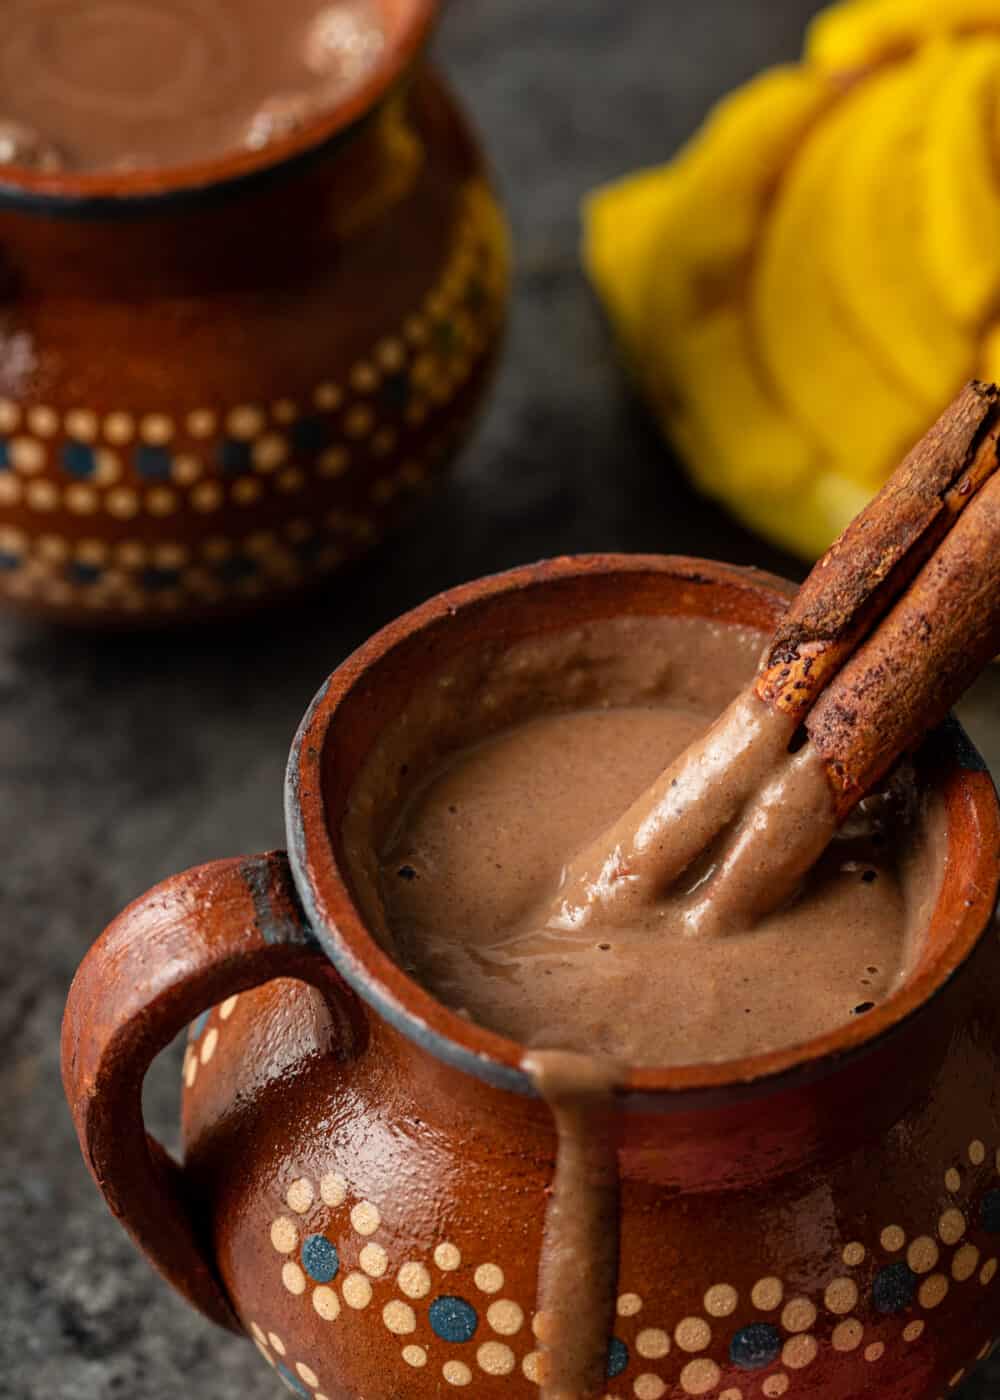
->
8, 2, 1000, 1400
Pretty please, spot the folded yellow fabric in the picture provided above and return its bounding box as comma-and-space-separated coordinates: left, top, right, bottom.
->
584, 0, 1000, 558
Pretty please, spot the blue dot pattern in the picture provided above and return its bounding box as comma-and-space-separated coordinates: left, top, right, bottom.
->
141, 566, 181, 592
982, 1189, 1000, 1233
66, 561, 101, 585
190, 1010, 210, 1041
275, 1363, 309, 1397
606, 1337, 629, 1379
215, 555, 257, 584
219, 438, 252, 474
872, 1261, 918, 1313
135, 444, 172, 480
301, 1234, 339, 1284
429, 1296, 478, 1344
0, 438, 8, 469
0, 549, 21, 571
62, 440, 96, 478
379, 372, 409, 410
730, 1323, 782, 1370
292, 415, 330, 455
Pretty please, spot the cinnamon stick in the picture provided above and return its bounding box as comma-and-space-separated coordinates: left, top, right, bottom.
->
547, 382, 1000, 935
808, 464, 1000, 814
756, 378, 1000, 717
685, 457, 1000, 936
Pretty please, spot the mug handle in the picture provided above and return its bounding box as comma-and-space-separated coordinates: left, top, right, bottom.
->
61, 850, 351, 1333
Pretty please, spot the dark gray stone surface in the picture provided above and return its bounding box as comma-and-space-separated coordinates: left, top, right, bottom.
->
3, 1, 1000, 1396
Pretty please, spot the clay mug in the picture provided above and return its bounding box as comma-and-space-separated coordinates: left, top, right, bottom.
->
0, 0, 508, 625
62, 556, 1000, 1399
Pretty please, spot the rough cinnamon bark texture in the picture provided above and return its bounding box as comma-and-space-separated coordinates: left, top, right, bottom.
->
807, 466, 1000, 817
756, 380, 1000, 718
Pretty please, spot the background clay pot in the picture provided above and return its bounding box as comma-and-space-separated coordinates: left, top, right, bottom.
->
62, 556, 1000, 1399
0, 0, 509, 624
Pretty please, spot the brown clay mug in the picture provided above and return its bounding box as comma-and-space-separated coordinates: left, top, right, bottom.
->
0, 0, 508, 625
62, 555, 1000, 1399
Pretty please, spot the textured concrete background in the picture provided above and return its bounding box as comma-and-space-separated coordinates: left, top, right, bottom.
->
3, 1, 1000, 1396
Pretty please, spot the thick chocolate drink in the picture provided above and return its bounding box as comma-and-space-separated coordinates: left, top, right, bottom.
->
373, 616, 936, 1068
0, 0, 384, 172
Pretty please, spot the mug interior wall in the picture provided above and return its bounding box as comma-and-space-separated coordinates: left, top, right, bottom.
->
299, 558, 999, 1093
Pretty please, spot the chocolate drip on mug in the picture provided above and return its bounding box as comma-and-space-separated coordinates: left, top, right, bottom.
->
522, 1052, 623, 1400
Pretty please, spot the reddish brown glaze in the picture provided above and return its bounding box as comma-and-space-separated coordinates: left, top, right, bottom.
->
0, 0, 509, 625
63, 556, 1000, 1399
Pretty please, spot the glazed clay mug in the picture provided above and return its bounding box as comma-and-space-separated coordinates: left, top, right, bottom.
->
0, 0, 508, 624
63, 556, 1000, 1400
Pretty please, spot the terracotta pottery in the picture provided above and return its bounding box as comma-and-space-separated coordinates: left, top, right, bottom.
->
62, 555, 1000, 1400
0, 0, 508, 625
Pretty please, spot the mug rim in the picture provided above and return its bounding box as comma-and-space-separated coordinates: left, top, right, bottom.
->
284, 553, 1000, 1102
0, 0, 436, 213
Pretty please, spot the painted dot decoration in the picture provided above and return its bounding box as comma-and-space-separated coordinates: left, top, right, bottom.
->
919, 1273, 949, 1308
276, 1362, 309, 1397
270, 1217, 298, 1254
946, 1167, 962, 1193
730, 1323, 782, 1370
382, 1300, 416, 1335
751, 1277, 783, 1311
832, 1318, 863, 1352
312, 1286, 340, 1321
782, 1335, 818, 1369
287, 1179, 314, 1214
360, 1242, 388, 1278
487, 1300, 524, 1335
342, 1273, 372, 1309
872, 1261, 918, 1313
429, 1296, 479, 1344
522, 1351, 543, 1382
704, 1284, 738, 1317
398, 1261, 432, 1299
780, 1299, 816, 1334
970, 1139, 986, 1165
939, 1209, 966, 1245
824, 1278, 858, 1315
474, 1263, 504, 1293
257, 1126, 1000, 1399
268, 1332, 286, 1356
907, 1236, 939, 1275
675, 1317, 711, 1352
680, 1358, 720, 1395
477, 1340, 515, 1375
295, 1362, 318, 1387
606, 1337, 629, 1379
636, 1328, 670, 1360
301, 1234, 339, 1284
350, 1201, 380, 1236
443, 1360, 472, 1386
953, 1243, 980, 1281
880, 1224, 906, 1252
